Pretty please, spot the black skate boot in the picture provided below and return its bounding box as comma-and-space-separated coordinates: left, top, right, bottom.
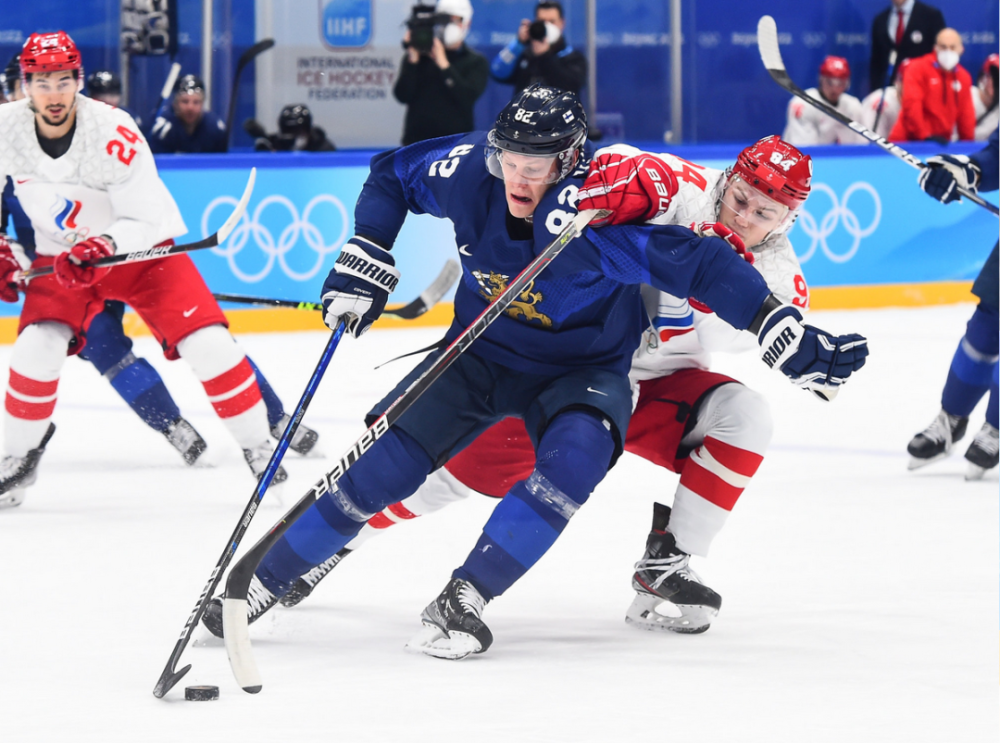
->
202, 574, 280, 639
406, 578, 493, 660
271, 414, 320, 456
907, 409, 968, 470
625, 503, 722, 635
243, 441, 288, 485
163, 417, 208, 466
280, 548, 352, 607
964, 422, 999, 481
0, 423, 56, 510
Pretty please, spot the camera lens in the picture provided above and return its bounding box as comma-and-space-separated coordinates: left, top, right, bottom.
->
529, 20, 547, 41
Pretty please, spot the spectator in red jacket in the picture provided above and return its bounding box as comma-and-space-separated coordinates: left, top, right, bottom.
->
890, 28, 975, 143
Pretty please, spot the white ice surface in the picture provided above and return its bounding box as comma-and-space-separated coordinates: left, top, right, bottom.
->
0, 304, 996, 743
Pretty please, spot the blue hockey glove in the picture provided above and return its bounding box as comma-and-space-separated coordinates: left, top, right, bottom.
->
917, 155, 981, 204
321, 237, 400, 337
757, 304, 869, 401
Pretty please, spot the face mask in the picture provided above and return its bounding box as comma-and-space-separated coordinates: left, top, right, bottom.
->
443, 22, 467, 47
936, 49, 960, 72
544, 22, 561, 44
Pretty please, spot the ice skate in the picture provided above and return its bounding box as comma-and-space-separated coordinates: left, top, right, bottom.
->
163, 417, 208, 466
964, 422, 999, 480
280, 548, 352, 607
907, 409, 968, 470
202, 574, 279, 638
406, 578, 493, 660
271, 414, 320, 456
243, 441, 288, 485
0, 424, 55, 510
625, 504, 722, 635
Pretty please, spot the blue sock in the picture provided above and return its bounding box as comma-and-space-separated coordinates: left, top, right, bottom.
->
454, 410, 615, 601
257, 429, 433, 595
247, 357, 285, 429
988, 363, 998, 429
109, 357, 180, 432
942, 305, 999, 417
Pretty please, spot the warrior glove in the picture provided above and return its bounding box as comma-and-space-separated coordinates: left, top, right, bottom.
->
322, 237, 400, 338
756, 301, 868, 402
918, 155, 981, 204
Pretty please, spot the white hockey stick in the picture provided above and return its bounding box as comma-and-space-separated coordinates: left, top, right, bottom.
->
757, 15, 998, 217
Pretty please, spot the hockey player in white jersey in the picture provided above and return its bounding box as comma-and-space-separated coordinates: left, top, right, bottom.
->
0, 31, 286, 508
784, 56, 868, 146
266, 136, 816, 635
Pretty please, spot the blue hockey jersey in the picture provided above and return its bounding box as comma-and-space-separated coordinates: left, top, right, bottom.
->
353, 132, 771, 376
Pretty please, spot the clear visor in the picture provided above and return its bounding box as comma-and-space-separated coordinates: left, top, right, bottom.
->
486, 132, 567, 185
720, 176, 790, 231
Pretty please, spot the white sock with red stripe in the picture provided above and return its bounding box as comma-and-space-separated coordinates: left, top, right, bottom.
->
346, 468, 472, 549
4, 323, 72, 457
670, 384, 772, 557
176, 325, 269, 449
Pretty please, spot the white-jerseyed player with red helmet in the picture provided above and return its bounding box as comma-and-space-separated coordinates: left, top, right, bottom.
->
0, 31, 286, 508
272, 136, 816, 635
783, 55, 868, 146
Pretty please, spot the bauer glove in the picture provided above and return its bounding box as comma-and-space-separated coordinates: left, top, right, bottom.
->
53, 236, 115, 290
577, 150, 678, 226
322, 237, 400, 337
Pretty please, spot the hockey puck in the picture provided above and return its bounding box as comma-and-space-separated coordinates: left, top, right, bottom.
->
184, 685, 220, 701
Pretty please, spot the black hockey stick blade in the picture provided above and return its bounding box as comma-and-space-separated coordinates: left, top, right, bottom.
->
218, 209, 606, 693
211, 258, 462, 319
18, 168, 257, 283
757, 16, 998, 217
153, 323, 345, 699
227, 39, 276, 145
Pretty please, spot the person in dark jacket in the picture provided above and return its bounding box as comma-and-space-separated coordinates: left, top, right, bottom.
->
869, 0, 945, 94
393, 0, 488, 146
490, 0, 587, 97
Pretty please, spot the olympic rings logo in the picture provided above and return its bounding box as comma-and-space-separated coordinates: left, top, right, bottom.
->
201, 194, 349, 282
793, 182, 881, 264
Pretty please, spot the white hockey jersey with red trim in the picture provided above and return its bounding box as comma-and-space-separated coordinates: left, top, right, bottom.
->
591, 145, 810, 383
0, 95, 186, 256
783, 87, 868, 146
860, 87, 900, 140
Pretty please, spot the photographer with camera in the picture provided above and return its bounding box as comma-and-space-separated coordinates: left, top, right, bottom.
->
490, 1, 586, 96
393, 0, 488, 146
245, 104, 336, 152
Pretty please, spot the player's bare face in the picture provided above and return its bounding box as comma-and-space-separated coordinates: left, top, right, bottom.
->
719, 177, 788, 247
500, 152, 559, 219
174, 92, 204, 127
27, 72, 77, 127
819, 76, 848, 105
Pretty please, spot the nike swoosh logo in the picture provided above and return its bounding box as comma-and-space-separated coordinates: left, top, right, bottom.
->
15, 179, 29, 184
587, 387, 608, 396
183, 306, 199, 318
458, 244, 472, 256
481, 544, 492, 552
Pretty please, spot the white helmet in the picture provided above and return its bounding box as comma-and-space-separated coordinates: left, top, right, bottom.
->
436, 0, 473, 22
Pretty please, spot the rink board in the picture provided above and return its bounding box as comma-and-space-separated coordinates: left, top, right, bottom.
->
0, 142, 995, 339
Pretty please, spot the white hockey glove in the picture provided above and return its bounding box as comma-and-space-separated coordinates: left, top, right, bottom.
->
321, 237, 400, 337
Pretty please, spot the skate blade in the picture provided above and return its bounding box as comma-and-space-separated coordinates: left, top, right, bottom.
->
405, 623, 479, 660
965, 463, 989, 481
625, 594, 717, 635
907, 451, 950, 471
0, 488, 27, 510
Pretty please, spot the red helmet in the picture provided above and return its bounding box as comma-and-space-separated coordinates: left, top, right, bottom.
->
731, 135, 812, 210
982, 53, 999, 78
819, 55, 850, 80
20, 32, 82, 76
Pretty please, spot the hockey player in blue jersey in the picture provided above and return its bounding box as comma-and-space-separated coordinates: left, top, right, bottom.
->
148, 75, 228, 154
202, 85, 868, 658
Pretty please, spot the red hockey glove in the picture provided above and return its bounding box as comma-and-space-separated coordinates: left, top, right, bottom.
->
0, 234, 29, 303
53, 236, 115, 290
688, 223, 753, 315
577, 151, 678, 226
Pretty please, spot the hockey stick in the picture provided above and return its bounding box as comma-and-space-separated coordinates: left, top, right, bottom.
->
212, 259, 462, 320
220, 208, 607, 693
871, 50, 897, 135
155, 61, 182, 114
757, 16, 999, 217
226, 38, 276, 148
152, 321, 347, 699
14, 168, 257, 282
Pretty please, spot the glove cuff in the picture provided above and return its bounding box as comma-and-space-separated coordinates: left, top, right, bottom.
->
334, 237, 400, 294
758, 304, 804, 371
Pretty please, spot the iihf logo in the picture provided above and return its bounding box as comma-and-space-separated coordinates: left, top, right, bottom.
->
51, 196, 90, 244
